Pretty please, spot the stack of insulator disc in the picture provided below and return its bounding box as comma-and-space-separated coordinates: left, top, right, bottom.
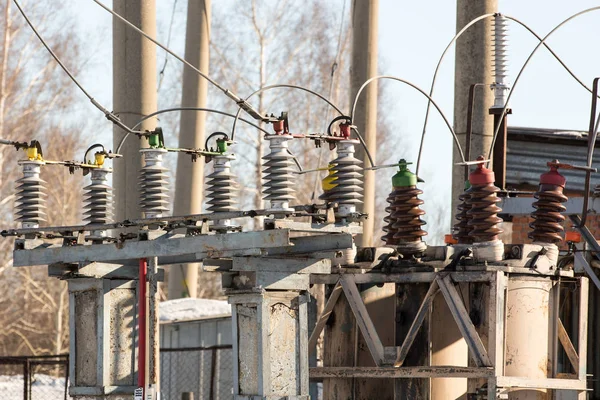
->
319, 140, 363, 215
139, 149, 169, 218
467, 184, 503, 242
206, 154, 236, 213
262, 135, 295, 212
453, 186, 474, 244
467, 160, 503, 242
15, 161, 46, 228
83, 169, 113, 225
389, 186, 427, 254
529, 163, 567, 244
381, 190, 399, 246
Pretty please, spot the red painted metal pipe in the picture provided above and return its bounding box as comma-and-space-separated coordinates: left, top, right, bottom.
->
138, 258, 147, 391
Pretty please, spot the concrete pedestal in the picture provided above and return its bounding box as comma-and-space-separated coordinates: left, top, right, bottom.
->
68, 278, 138, 399
229, 291, 310, 400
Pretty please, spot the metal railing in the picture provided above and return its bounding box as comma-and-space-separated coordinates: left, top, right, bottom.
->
0, 355, 69, 400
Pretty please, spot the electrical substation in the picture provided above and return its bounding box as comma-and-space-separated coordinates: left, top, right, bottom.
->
4, 2, 600, 400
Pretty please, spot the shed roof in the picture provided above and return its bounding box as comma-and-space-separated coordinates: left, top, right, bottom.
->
507, 126, 599, 192
159, 298, 231, 324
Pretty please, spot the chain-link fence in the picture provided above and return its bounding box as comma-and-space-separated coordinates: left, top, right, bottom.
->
0, 355, 69, 400
160, 346, 233, 400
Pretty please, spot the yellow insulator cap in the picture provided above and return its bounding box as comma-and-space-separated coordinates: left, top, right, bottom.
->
95, 153, 105, 167
26, 147, 38, 160
321, 164, 337, 191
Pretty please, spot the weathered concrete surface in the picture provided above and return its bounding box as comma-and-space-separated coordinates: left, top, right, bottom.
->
109, 284, 137, 386
112, 0, 157, 222
69, 279, 138, 399
169, 0, 212, 299
270, 301, 300, 394
75, 290, 98, 387
350, 0, 379, 248
237, 305, 259, 394
231, 291, 309, 398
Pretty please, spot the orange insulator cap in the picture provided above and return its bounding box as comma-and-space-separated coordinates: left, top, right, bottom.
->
565, 230, 581, 243
444, 234, 458, 245
469, 156, 495, 185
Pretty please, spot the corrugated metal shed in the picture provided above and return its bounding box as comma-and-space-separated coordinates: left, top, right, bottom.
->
507, 126, 599, 192
160, 316, 232, 348
159, 299, 232, 348
159, 299, 234, 399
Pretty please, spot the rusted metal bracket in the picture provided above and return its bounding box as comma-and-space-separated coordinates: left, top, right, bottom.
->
558, 318, 579, 375
308, 281, 342, 353
395, 279, 439, 367
339, 275, 386, 366
437, 274, 492, 367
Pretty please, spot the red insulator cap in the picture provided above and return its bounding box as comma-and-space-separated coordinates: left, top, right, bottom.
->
469, 156, 495, 185
540, 160, 566, 187
272, 120, 285, 135
339, 123, 351, 138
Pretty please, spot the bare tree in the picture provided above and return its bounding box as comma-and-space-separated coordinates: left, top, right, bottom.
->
0, 1, 87, 356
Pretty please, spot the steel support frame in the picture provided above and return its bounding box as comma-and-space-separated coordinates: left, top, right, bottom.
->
12, 225, 354, 400
309, 270, 589, 399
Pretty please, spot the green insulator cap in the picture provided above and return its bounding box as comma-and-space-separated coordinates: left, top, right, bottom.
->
391, 159, 417, 187
216, 139, 228, 153
148, 133, 160, 148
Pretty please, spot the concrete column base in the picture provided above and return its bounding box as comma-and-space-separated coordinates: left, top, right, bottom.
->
229, 290, 310, 399
68, 278, 138, 399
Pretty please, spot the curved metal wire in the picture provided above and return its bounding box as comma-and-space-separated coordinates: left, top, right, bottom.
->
91, 0, 266, 120
488, 6, 600, 160
123, 107, 304, 171
415, 12, 600, 174
506, 15, 600, 100
13, 0, 140, 135
351, 75, 466, 164
227, 84, 364, 167
415, 13, 494, 174
230, 84, 344, 140
117, 107, 271, 153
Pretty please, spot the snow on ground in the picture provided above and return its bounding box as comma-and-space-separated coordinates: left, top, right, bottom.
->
159, 298, 231, 323
0, 374, 67, 400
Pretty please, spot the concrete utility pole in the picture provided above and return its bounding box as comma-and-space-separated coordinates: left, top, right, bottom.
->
112, 0, 157, 222
325, 2, 394, 399
440, 1, 497, 399
350, 0, 379, 248
168, 0, 211, 299
451, 0, 496, 213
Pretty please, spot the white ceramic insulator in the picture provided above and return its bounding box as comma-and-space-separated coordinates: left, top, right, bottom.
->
491, 14, 510, 108
493, 14, 509, 83
263, 135, 295, 212
139, 148, 169, 219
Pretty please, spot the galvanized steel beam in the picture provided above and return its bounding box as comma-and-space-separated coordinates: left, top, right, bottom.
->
13, 229, 292, 267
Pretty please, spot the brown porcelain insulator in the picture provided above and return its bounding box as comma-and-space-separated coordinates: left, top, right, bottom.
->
388, 186, 427, 254
528, 183, 568, 243
381, 189, 400, 246
452, 186, 474, 244
466, 183, 503, 242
